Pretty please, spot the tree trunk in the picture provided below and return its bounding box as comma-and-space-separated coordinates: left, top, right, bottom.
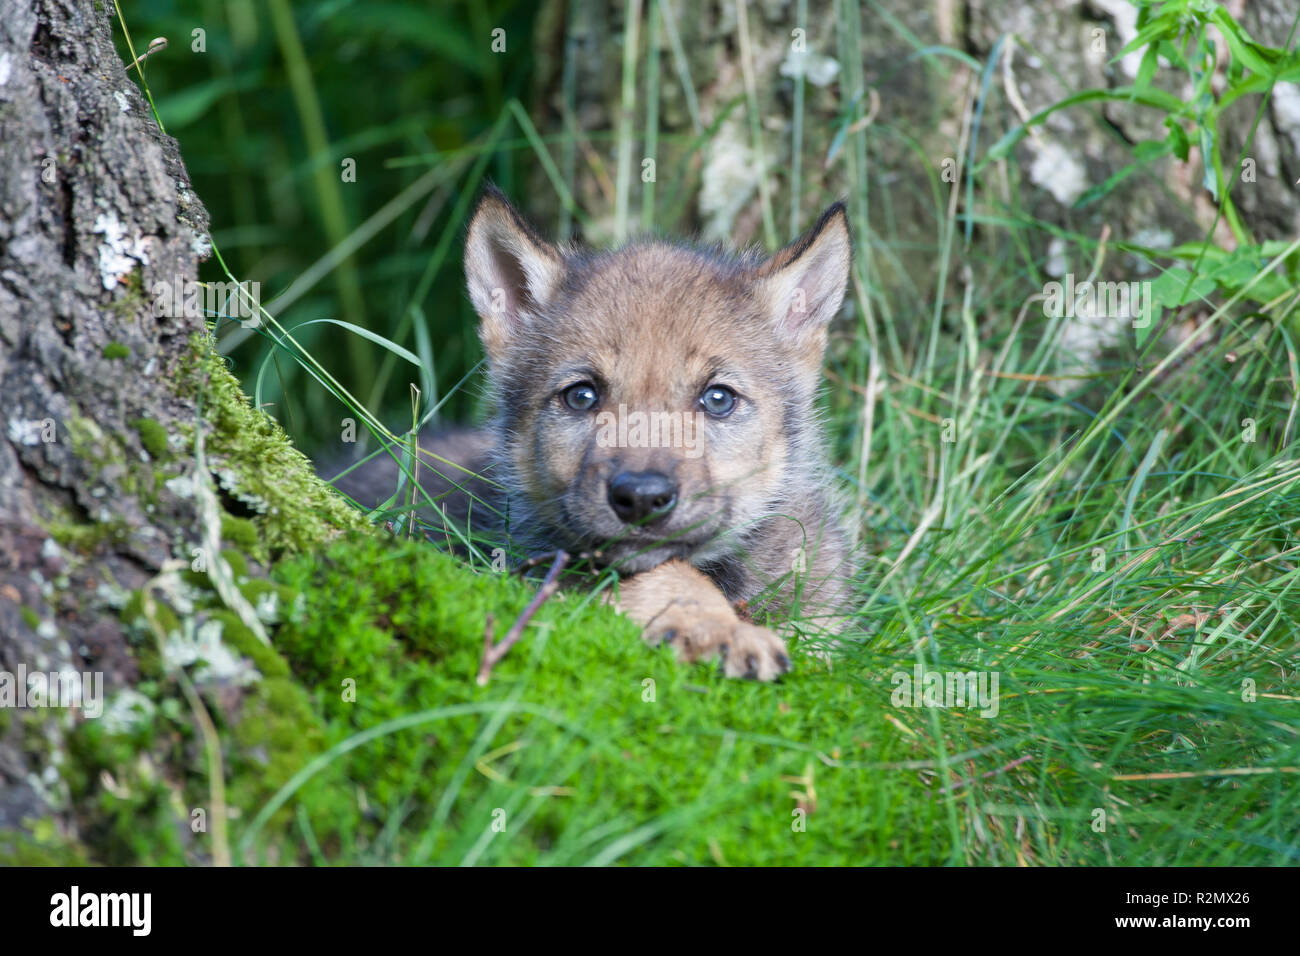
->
0, 0, 356, 859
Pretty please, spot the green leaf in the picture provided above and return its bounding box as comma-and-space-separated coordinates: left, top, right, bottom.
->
1163, 241, 1230, 262
979, 86, 1185, 170
1204, 254, 1262, 290
1164, 117, 1191, 161
1156, 38, 1188, 72
1135, 45, 1159, 91
1198, 126, 1219, 201
1073, 140, 1171, 208
1151, 267, 1216, 309
1116, 13, 1178, 60
287, 318, 422, 367
1135, 305, 1161, 349
1158, 245, 1294, 305
1209, 7, 1275, 77
1256, 240, 1300, 258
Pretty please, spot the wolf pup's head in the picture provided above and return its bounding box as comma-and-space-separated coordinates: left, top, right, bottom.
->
465, 187, 850, 573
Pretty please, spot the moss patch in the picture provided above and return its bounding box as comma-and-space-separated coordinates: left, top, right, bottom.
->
220, 515, 259, 553
0, 829, 91, 867
179, 335, 369, 561
69, 529, 921, 865
81, 569, 324, 865
46, 516, 130, 553
130, 417, 170, 460
251, 533, 924, 865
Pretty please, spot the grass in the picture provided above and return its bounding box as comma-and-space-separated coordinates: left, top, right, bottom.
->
251, 512, 1295, 865
93, 1, 1300, 866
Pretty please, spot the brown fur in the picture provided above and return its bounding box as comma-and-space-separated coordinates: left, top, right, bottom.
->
331, 188, 856, 680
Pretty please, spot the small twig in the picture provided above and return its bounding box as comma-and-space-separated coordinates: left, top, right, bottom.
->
478, 550, 570, 686
511, 548, 600, 577
937, 754, 1034, 795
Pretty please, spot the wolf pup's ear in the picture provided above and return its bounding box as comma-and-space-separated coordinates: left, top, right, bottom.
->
753, 202, 851, 366
464, 187, 565, 359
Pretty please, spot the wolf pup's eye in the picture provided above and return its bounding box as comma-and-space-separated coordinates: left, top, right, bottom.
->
561, 382, 600, 412
699, 385, 737, 418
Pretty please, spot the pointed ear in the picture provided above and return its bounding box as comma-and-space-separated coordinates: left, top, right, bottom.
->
753, 203, 851, 359
464, 187, 565, 359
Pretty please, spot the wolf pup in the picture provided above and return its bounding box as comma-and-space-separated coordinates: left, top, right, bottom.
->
335, 187, 855, 680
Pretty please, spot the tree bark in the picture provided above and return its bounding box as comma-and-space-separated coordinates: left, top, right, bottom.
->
0, 0, 353, 856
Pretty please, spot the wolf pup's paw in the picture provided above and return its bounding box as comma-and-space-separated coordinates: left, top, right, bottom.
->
646, 606, 792, 681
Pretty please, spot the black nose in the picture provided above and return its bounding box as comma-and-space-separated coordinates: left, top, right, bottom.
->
607, 471, 678, 524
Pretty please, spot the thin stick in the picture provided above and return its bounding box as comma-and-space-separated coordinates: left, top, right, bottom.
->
936, 754, 1034, 795
478, 551, 570, 686
512, 548, 602, 577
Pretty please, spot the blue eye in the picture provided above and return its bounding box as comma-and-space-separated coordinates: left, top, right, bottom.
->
562, 382, 600, 411
699, 385, 737, 417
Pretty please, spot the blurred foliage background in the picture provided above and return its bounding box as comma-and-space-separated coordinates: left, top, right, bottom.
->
114, 0, 544, 448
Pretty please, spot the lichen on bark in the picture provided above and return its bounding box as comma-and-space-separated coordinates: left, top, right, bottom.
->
0, 0, 368, 860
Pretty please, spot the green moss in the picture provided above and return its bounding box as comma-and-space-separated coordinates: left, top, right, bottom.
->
52, 412, 145, 548
226, 675, 325, 856
65, 703, 190, 866
47, 518, 129, 552
177, 334, 369, 560
220, 547, 250, 580
252, 533, 653, 861
71, 520, 1276, 866
19, 606, 40, 631
67, 338, 369, 862
121, 589, 145, 625
119, 590, 171, 680
251, 532, 947, 865
182, 548, 250, 590
102, 342, 130, 360
78, 586, 325, 865
121, 588, 180, 637
0, 829, 91, 866
220, 516, 259, 552
209, 610, 289, 678
131, 417, 170, 460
